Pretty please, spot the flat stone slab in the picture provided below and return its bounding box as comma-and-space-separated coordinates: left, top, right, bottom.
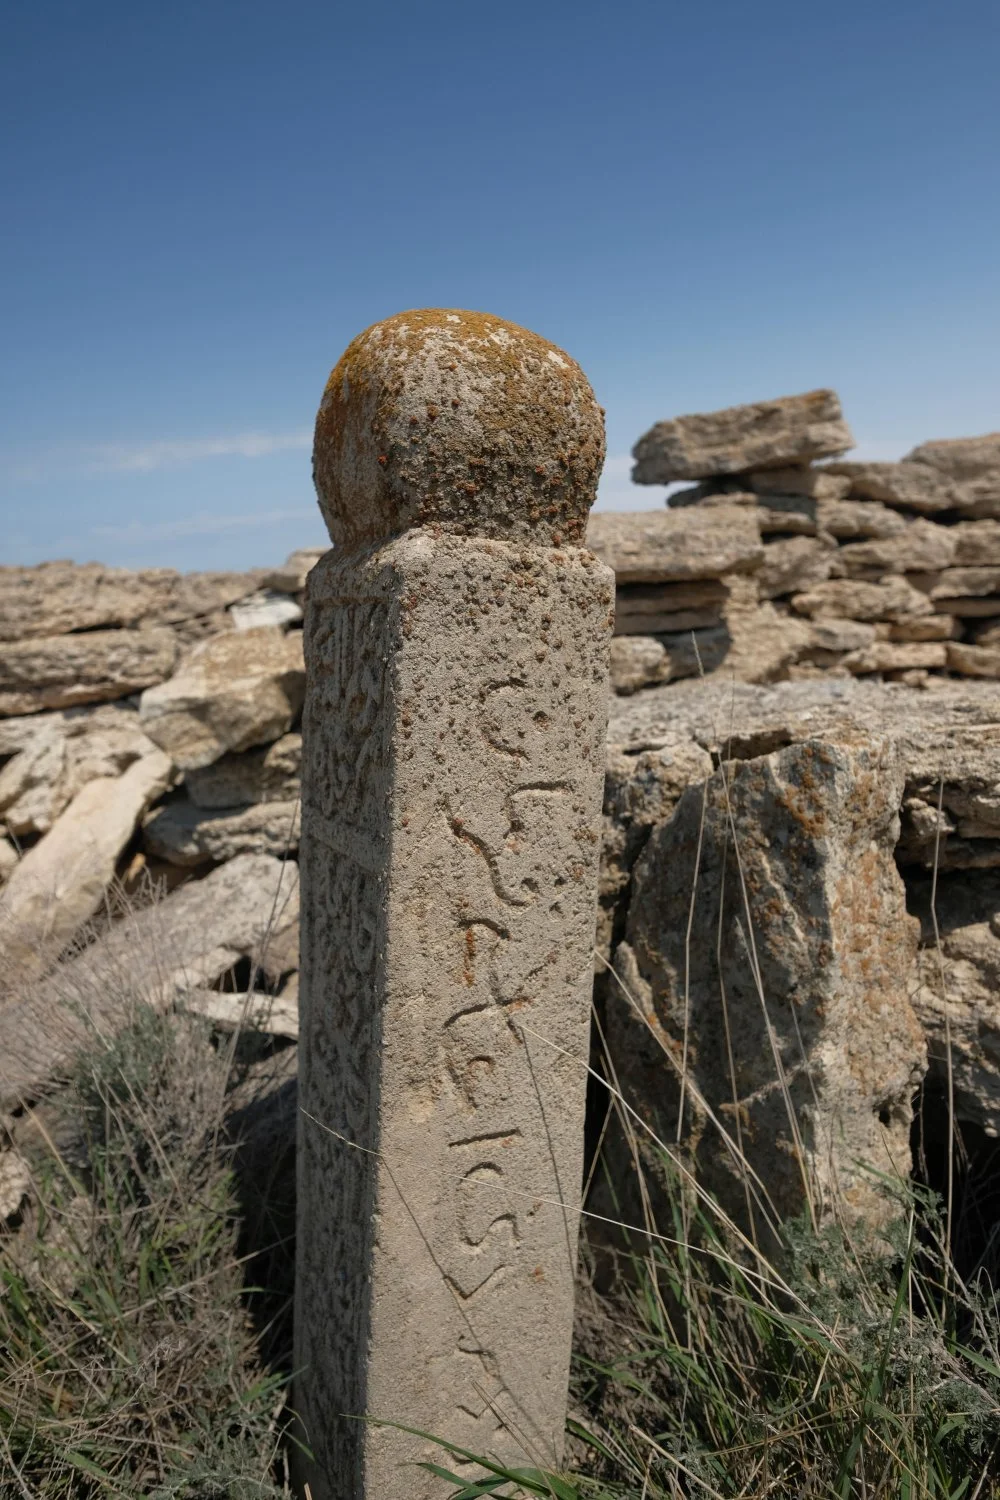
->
632, 389, 853, 484
0, 628, 179, 716
586, 506, 763, 582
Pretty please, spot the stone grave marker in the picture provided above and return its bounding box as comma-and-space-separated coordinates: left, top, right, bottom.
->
295, 309, 613, 1498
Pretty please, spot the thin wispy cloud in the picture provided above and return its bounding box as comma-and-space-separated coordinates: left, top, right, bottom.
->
4, 429, 312, 483
88, 507, 320, 544
87, 429, 313, 474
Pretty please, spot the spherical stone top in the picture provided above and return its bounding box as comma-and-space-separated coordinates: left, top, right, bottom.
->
313, 309, 606, 549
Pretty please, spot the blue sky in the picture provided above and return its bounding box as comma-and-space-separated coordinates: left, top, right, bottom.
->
2, 0, 998, 572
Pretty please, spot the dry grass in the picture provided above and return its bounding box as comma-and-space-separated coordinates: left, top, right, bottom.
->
0, 879, 299, 1499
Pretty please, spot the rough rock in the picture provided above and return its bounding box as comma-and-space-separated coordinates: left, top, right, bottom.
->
143, 797, 300, 866
815, 498, 908, 539
841, 641, 948, 675
909, 871, 1000, 1136
946, 642, 1000, 678
837, 519, 957, 577
587, 507, 764, 583
610, 732, 925, 1233
0, 838, 17, 884
745, 466, 852, 501
184, 733, 301, 808
923, 567, 1000, 605
972, 620, 1000, 647
671, 486, 819, 534
886, 616, 959, 642
598, 738, 713, 957
791, 576, 933, 621
229, 590, 303, 631
632, 390, 853, 483
264, 548, 328, 593
906, 433, 1000, 514
0, 1150, 31, 1220
0, 748, 174, 978
953, 520, 1000, 565
825, 461, 956, 514
139, 627, 305, 770
0, 853, 299, 1108
0, 704, 164, 835
180, 981, 299, 1040
804, 619, 877, 655
756, 534, 839, 599
0, 629, 178, 716
0, 562, 259, 642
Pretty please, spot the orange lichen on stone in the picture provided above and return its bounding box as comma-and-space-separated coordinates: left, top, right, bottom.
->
312, 308, 606, 550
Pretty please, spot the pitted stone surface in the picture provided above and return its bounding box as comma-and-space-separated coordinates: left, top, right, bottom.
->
313, 309, 605, 550
296, 532, 611, 1495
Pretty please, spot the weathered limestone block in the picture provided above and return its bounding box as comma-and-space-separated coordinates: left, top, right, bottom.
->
263, 548, 328, 593
610, 733, 925, 1234
791, 576, 934, 621
0, 562, 259, 642
909, 871, 1000, 1136
837, 519, 957, 577
886, 615, 959, 642
671, 485, 819, 534
0, 704, 162, 836
756, 534, 839, 599
0, 628, 178, 716
587, 506, 763, 582
816, 497, 908, 539
297, 311, 613, 1499
745, 466, 852, 501
598, 739, 712, 958
0, 853, 299, 1106
921, 567, 1000, 614
184, 733, 301, 808
632, 390, 853, 483
804, 619, 877, 655
825, 461, 955, 513
143, 797, 299, 865
139, 627, 305, 770
0, 749, 173, 978
229, 589, 303, 631
953, 520, 1000, 565
841, 641, 949, 675
946, 642, 1000, 679
906, 433, 1000, 515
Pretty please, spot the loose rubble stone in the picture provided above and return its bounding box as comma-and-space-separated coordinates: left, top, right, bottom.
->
180, 983, 299, 1040
0, 749, 174, 978
805, 619, 877, 654
909, 871, 1000, 1136
143, 797, 300, 865
886, 616, 959, 642
264, 548, 328, 593
756, 534, 839, 599
946, 642, 1000, 678
0, 1150, 30, 1220
924, 567, 1000, 603
184, 733, 301, 808
632, 390, 853, 483
837, 519, 957, 577
0, 854, 299, 1108
139, 627, 305, 770
229, 590, 303, 631
610, 732, 924, 1234
825, 461, 956, 513
0, 704, 163, 835
953, 520, 1000, 564
791, 576, 934, 621
815, 497, 908, 539
298, 309, 613, 1498
906, 433, 1000, 514
0, 562, 259, 642
587, 506, 764, 583
973, 620, 1000, 647
0, 629, 178, 716
842, 641, 948, 675
745, 466, 852, 501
